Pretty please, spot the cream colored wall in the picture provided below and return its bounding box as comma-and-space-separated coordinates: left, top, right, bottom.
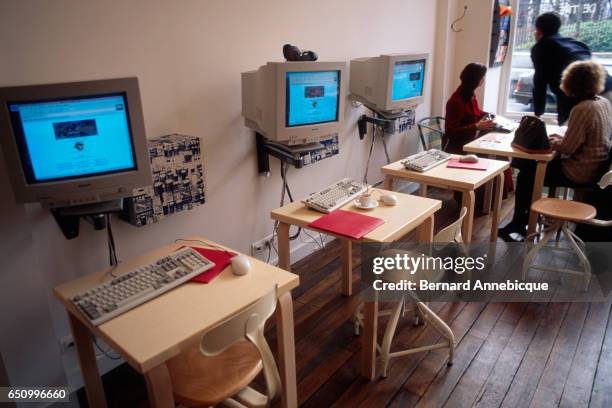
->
433, 0, 497, 115
0, 0, 438, 390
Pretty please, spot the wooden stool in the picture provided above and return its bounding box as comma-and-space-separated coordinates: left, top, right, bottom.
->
523, 198, 596, 291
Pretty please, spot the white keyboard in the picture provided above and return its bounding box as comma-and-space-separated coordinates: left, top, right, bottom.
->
401, 149, 451, 172
493, 115, 518, 133
71, 247, 215, 326
303, 178, 367, 213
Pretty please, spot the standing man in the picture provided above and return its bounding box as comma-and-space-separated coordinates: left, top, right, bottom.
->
530, 12, 591, 125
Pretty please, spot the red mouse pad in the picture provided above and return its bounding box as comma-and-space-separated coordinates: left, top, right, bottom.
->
183, 247, 236, 283
446, 158, 489, 171
308, 209, 384, 240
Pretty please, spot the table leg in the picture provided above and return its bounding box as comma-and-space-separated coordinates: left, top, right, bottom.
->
383, 176, 394, 191
482, 154, 495, 214
340, 240, 353, 296
461, 190, 475, 243
276, 291, 297, 408
144, 363, 175, 408
277, 222, 291, 271
490, 173, 504, 242
68, 314, 107, 408
419, 184, 428, 197
482, 179, 493, 215
527, 161, 548, 237
360, 293, 378, 380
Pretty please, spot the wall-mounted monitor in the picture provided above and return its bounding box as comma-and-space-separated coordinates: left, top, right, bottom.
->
0, 77, 152, 208
350, 53, 430, 112
242, 61, 347, 145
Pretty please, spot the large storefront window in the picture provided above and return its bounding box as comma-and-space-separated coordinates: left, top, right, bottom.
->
503, 0, 612, 115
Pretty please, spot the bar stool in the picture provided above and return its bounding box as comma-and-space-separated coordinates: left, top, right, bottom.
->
522, 198, 596, 291
353, 207, 467, 377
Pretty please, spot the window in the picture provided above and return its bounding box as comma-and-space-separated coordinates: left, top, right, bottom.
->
501, 0, 612, 117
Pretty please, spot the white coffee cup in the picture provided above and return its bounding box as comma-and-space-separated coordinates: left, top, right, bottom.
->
358, 192, 375, 207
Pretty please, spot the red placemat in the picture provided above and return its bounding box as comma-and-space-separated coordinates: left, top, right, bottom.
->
446, 158, 489, 171
182, 247, 236, 283
308, 209, 384, 240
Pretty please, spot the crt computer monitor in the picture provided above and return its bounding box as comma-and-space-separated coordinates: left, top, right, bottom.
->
242, 61, 347, 145
0, 77, 152, 208
349, 53, 430, 112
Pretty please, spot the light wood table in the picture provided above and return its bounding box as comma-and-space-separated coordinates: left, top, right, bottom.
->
271, 190, 441, 381
54, 237, 299, 408
271, 189, 441, 296
463, 127, 562, 237
381, 157, 509, 242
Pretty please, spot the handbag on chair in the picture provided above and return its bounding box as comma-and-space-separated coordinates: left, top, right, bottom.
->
511, 115, 551, 154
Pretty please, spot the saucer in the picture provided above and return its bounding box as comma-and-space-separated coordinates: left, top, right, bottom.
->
353, 199, 379, 210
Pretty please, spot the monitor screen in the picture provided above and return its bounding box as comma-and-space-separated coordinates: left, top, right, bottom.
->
286, 70, 340, 127
391, 59, 426, 101
8, 94, 137, 183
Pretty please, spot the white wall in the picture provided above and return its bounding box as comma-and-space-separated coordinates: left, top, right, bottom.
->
0, 0, 438, 391
433, 0, 497, 115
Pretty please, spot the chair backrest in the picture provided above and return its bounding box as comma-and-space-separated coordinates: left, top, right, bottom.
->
434, 206, 468, 243
200, 286, 280, 407
417, 117, 446, 151
598, 169, 612, 189
595, 143, 612, 185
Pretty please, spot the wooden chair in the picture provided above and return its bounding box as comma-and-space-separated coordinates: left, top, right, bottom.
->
167, 287, 281, 408
354, 207, 467, 377
417, 116, 446, 151
524, 169, 612, 291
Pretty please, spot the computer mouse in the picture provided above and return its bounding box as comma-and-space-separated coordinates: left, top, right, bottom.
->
459, 154, 479, 163
231, 255, 251, 276
380, 193, 398, 206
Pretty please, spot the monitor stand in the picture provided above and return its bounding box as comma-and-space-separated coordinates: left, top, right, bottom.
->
51, 199, 124, 239
255, 133, 340, 175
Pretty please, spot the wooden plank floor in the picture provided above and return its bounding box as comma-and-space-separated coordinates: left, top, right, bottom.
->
73, 188, 612, 408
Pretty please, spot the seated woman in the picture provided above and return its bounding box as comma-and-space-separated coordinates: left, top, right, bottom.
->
499, 60, 612, 242
444, 63, 495, 153
444, 63, 514, 198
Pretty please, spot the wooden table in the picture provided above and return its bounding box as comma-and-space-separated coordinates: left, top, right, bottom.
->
464, 127, 562, 236
381, 157, 509, 242
54, 237, 299, 408
271, 189, 441, 381
271, 189, 441, 296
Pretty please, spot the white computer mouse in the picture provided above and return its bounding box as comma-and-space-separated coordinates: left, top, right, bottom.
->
231, 255, 251, 276
380, 193, 398, 206
459, 154, 479, 163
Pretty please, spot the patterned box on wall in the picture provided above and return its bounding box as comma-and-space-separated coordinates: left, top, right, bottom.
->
301, 134, 339, 166
121, 134, 205, 227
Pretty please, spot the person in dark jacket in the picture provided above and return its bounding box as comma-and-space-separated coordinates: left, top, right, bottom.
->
531, 12, 612, 124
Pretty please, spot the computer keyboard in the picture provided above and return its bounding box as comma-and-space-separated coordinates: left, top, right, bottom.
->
303, 178, 367, 213
401, 149, 452, 172
71, 247, 215, 326
493, 115, 517, 133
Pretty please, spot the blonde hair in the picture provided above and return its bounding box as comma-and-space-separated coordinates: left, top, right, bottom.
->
560, 60, 607, 99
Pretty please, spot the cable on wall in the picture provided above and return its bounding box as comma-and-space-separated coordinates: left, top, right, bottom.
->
451, 5, 468, 32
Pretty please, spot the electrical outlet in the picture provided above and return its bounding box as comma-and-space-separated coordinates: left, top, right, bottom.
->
251, 234, 277, 258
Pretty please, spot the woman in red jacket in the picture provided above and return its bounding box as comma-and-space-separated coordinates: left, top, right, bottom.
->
444, 63, 514, 200
443, 63, 495, 153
